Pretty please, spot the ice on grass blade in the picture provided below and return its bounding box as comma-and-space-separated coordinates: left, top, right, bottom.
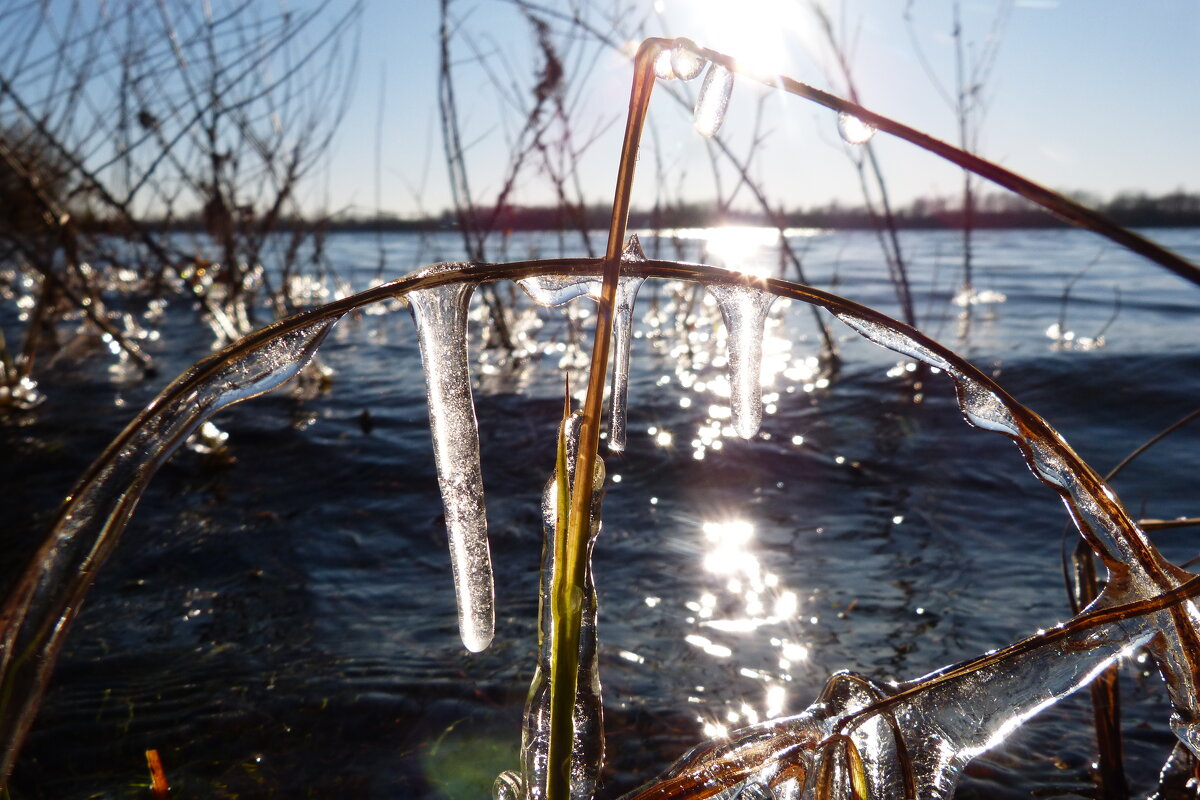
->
0, 314, 339, 784
833, 311, 952, 372
694, 63, 734, 138
653, 48, 676, 80
670, 40, 706, 81
836, 112, 876, 145
407, 273, 495, 653
503, 410, 605, 800
620, 586, 1176, 800
707, 282, 776, 439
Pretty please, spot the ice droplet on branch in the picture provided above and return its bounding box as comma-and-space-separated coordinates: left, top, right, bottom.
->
707, 282, 775, 439
694, 63, 733, 138
407, 274, 494, 653
653, 49, 676, 80
837, 111, 876, 145
956, 374, 1019, 436
670, 41, 706, 81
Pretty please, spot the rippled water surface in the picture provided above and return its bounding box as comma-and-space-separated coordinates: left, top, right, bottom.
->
2, 227, 1199, 798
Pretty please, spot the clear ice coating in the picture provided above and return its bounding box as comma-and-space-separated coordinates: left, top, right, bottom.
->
517, 237, 646, 453
620, 610, 1158, 800
615, 295, 1200, 799
835, 308, 1161, 573
693, 63, 733, 138
670, 41, 706, 81
836, 111, 876, 145
955, 373, 1020, 436
407, 274, 495, 653
653, 48, 676, 80
0, 315, 339, 781
707, 282, 776, 439
833, 310, 953, 372
495, 412, 605, 800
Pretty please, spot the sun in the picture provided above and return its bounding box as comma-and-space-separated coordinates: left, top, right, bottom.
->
659, 0, 809, 77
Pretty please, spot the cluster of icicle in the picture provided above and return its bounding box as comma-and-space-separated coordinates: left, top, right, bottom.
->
405, 241, 1200, 798
5, 247, 1199, 796
405, 237, 780, 653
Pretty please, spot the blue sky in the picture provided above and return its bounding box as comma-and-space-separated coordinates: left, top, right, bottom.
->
323, 0, 1199, 218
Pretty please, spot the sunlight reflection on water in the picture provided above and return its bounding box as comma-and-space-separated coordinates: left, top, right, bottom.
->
675, 517, 810, 736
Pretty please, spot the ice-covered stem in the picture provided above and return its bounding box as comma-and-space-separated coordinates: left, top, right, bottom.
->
621, 576, 1200, 800
832, 578, 1200, 799
545, 37, 663, 800
496, 411, 605, 800
0, 317, 336, 788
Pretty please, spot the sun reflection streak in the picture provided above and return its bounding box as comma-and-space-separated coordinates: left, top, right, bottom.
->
676, 517, 813, 733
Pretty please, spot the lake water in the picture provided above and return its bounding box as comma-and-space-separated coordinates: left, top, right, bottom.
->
2, 227, 1199, 798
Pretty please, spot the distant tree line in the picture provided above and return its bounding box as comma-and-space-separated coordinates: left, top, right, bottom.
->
134, 189, 1193, 234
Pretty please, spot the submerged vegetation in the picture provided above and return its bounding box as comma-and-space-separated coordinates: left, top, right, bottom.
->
1, 2, 1199, 799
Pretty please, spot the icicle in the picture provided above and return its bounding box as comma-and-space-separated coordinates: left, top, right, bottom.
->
407, 276, 494, 653
504, 412, 605, 800
670, 40, 706, 81
707, 283, 775, 439
609, 237, 647, 453
694, 63, 734, 138
517, 237, 646, 454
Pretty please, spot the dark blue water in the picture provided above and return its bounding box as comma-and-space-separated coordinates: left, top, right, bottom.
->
2, 227, 1198, 798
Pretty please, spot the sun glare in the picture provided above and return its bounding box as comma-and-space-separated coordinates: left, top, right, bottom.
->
703, 226, 780, 276
663, 0, 807, 76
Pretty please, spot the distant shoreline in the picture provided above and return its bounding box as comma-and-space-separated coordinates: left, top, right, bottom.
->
310, 210, 1200, 234
72, 193, 1200, 235
106, 210, 1200, 235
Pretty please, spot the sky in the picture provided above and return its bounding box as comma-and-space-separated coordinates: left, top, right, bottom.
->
320, 0, 1199, 218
